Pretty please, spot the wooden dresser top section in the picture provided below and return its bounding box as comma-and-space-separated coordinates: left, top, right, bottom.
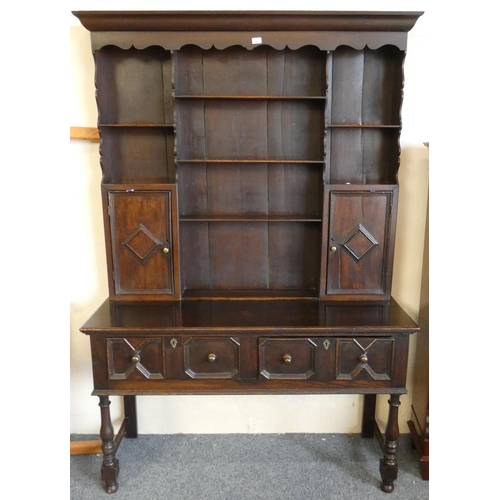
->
81, 299, 418, 334
72, 11, 424, 51
72, 11, 423, 32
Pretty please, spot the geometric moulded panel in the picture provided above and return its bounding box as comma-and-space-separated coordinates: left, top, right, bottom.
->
184, 337, 240, 379
107, 338, 164, 380
335, 338, 394, 381
122, 223, 163, 264
339, 223, 379, 262
259, 338, 317, 380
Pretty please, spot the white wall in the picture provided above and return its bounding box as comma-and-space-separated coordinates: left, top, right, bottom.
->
69, 1, 430, 435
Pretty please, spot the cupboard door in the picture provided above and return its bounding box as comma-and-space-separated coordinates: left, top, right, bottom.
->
106, 185, 178, 297
321, 185, 398, 300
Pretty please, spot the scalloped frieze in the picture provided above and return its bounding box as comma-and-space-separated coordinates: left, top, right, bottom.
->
91, 31, 408, 52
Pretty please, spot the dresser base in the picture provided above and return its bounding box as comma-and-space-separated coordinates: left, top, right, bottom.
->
97, 392, 402, 494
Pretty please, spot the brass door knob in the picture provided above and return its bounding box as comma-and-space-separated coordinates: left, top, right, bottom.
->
359, 354, 368, 364
131, 354, 141, 364
163, 247, 170, 254
207, 353, 217, 363
330, 246, 337, 252
283, 354, 292, 364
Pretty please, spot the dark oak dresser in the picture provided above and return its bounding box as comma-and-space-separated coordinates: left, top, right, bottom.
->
72, 10, 423, 494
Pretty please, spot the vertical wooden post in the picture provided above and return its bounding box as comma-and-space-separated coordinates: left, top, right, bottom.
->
99, 396, 120, 493
379, 394, 401, 493
124, 395, 138, 438
362, 394, 377, 438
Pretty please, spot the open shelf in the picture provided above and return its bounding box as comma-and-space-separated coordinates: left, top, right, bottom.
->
174, 45, 326, 97
326, 124, 400, 129
176, 159, 324, 164
176, 99, 324, 162
181, 289, 319, 300
174, 95, 326, 100
100, 127, 175, 184
100, 124, 174, 128
326, 127, 400, 184
327, 46, 403, 130
179, 220, 321, 292
177, 161, 323, 219
180, 215, 322, 222
95, 46, 174, 126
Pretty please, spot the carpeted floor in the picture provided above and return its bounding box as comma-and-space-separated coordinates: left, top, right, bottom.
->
70, 433, 429, 500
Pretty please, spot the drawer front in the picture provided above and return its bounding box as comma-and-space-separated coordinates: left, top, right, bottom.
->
335, 338, 395, 382
107, 338, 165, 381
93, 333, 406, 392
183, 337, 240, 379
259, 338, 319, 380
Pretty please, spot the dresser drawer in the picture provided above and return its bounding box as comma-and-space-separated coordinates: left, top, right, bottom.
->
183, 337, 240, 379
106, 337, 165, 381
259, 338, 321, 380
335, 338, 395, 382
95, 333, 406, 391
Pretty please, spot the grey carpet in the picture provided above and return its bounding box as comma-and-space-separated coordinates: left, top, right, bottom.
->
70, 433, 429, 500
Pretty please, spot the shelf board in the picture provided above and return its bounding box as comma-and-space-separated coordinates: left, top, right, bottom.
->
176, 159, 324, 164
99, 123, 174, 128
180, 215, 322, 222
326, 124, 400, 129
174, 95, 326, 100
182, 289, 319, 300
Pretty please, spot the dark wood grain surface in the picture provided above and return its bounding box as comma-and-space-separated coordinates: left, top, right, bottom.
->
72, 10, 423, 33
81, 298, 418, 332
73, 10, 424, 494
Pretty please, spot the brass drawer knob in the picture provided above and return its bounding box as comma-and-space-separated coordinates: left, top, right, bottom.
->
359, 354, 368, 364
283, 354, 292, 364
207, 353, 217, 363
131, 354, 141, 364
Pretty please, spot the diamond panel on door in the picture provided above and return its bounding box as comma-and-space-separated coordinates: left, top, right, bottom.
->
340, 223, 379, 262
122, 223, 163, 264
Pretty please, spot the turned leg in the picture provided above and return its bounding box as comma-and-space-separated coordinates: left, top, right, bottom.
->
362, 394, 377, 438
99, 396, 120, 494
379, 394, 401, 493
123, 395, 138, 438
